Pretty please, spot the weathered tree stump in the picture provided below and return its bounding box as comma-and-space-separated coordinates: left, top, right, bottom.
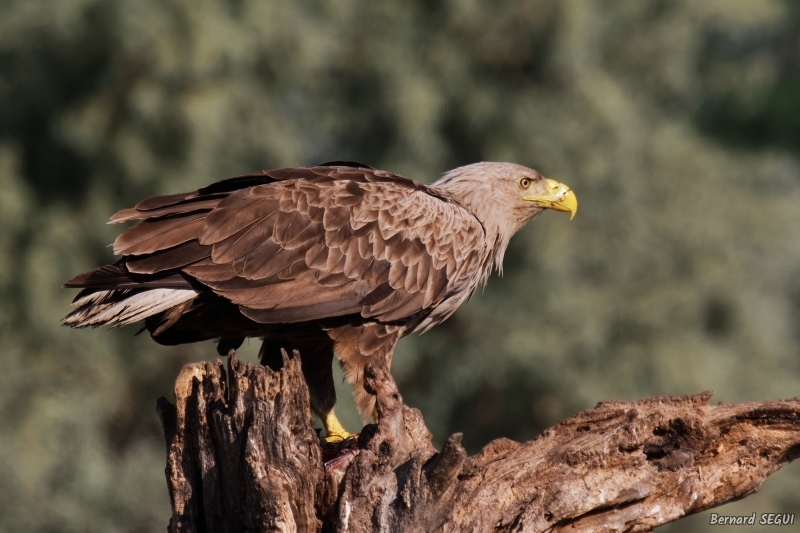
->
157, 351, 800, 532
156, 350, 323, 532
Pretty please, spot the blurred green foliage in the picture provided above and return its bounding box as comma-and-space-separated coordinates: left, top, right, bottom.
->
1, 1, 800, 531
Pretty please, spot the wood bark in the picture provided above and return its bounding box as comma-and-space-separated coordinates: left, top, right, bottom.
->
157, 351, 800, 532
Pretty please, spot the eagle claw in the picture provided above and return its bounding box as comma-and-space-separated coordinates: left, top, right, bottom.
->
321, 431, 358, 444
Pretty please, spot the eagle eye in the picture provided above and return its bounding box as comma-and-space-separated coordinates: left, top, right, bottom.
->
519, 177, 532, 189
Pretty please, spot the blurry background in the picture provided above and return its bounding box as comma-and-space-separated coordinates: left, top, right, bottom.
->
1, 0, 799, 531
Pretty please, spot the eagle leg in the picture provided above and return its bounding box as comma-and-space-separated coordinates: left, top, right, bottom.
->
321, 410, 357, 443
328, 323, 404, 425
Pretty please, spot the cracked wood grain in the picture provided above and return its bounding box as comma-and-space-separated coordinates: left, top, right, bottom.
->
158, 354, 800, 532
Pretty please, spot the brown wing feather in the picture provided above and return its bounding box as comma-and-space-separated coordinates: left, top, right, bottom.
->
63, 263, 192, 291
135, 191, 198, 211
109, 198, 223, 224
211, 212, 279, 263
182, 261, 237, 282
93, 164, 485, 334
239, 244, 311, 280
126, 240, 210, 274
114, 213, 207, 255
199, 194, 280, 244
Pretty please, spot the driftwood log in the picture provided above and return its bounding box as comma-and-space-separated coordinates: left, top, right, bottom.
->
156, 351, 800, 532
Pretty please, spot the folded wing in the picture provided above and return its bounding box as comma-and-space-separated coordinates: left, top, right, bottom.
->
65, 164, 487, 338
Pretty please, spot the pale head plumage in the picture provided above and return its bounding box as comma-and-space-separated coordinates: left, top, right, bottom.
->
433, 162, 554, 277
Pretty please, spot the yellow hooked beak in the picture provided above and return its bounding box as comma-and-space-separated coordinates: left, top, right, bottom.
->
523, 178, 578, 220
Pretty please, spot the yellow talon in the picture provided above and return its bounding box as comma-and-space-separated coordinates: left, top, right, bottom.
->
321, 409, 357, 443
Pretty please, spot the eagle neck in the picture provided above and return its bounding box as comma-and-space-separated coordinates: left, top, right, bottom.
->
430, 184, 514, 283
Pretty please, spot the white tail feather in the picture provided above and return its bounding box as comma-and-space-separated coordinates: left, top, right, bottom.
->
63, 288, 198, 328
